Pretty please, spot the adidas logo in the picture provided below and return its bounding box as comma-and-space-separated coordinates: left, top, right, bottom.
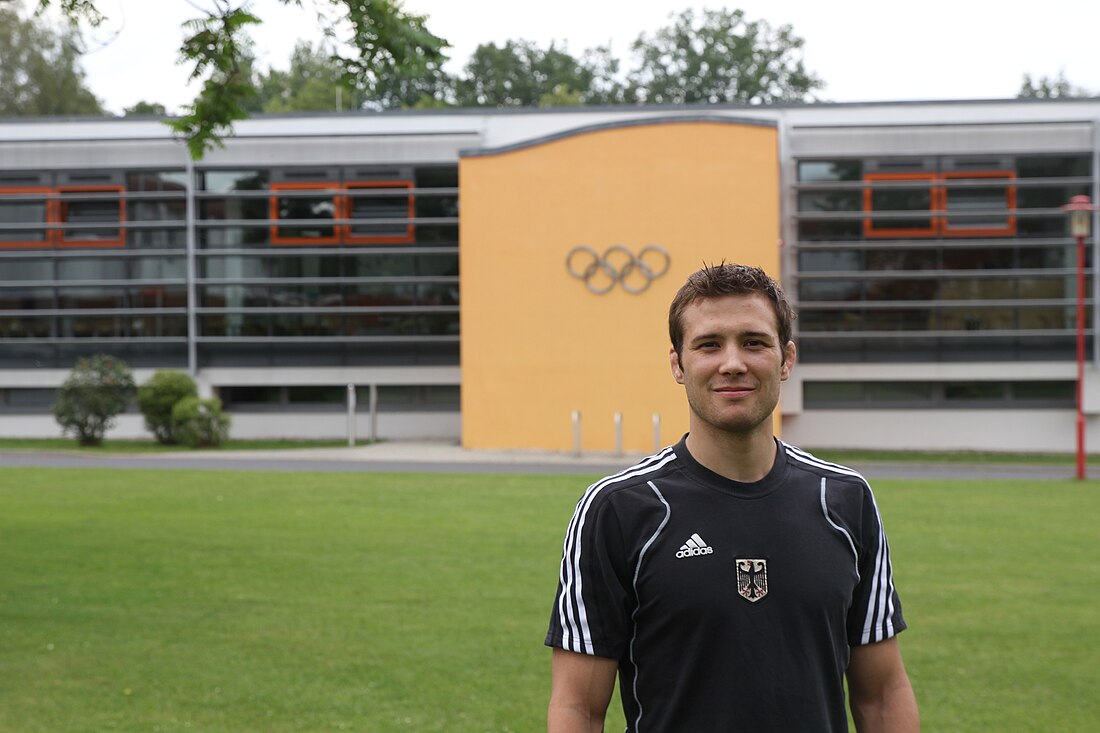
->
675, 533, 714, 558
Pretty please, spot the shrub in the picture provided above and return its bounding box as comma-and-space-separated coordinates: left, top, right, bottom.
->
171, 396, 231, 448
137, 370, 198, 444
53, 354, 136, 446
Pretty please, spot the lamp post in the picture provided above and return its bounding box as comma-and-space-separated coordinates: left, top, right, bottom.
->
1062, 195, 1095, 479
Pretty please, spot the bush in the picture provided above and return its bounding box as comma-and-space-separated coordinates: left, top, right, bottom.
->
171, 396, 231, 448
137, 370, 198, 444
53, 354, 136, 446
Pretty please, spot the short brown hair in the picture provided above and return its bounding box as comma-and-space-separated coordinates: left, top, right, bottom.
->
668, 263, 795, 360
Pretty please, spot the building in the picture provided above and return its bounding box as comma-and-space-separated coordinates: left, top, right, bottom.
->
1, 98, 1097, 453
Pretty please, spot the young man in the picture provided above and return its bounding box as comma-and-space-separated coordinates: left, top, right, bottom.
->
546, 263, 919, 732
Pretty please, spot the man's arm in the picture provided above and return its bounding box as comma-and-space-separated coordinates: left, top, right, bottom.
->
847, 636, 920, 733
548, 648, 618, 733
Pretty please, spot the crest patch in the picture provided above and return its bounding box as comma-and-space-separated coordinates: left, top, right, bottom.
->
735, 558, 768, 603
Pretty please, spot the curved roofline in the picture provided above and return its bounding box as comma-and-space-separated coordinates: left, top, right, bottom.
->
459, 114, 776, 158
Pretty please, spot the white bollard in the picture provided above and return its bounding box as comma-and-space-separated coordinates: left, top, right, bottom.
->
346, 384, 356, 447
652, 412, 661, 453
572, 410, 582, 457
614, 411, 623, 457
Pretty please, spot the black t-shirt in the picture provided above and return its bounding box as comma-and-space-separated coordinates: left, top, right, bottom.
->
546, 436, 907, 732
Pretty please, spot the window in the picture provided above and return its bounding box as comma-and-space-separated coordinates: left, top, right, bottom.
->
57, 186, 126, 248
863, 170, 1017, 238
269, 182, 339, 245
344, 181, 415, 244
940, 171, 1016, 236
863, 173, 937, 237
0, 188, 52, 249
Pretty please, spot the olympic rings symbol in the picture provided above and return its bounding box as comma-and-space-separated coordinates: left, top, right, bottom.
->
566, 244, 671, 295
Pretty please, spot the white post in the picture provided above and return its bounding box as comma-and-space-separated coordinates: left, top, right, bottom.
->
652, 412, 661, 453
346, 384, 356, 447
572, 410, 582, 457
369, 384, 379, 443
614, 412, 623, 457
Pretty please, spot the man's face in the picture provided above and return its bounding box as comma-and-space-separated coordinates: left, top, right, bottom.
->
670, 293, 795, 438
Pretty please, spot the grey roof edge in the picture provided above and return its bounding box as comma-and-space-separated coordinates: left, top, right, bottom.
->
459, 114, 777, 159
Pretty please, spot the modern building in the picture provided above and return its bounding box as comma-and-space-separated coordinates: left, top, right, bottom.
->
1, 98, 1098, 453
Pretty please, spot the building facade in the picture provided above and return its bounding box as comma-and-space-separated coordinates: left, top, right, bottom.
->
1, 99, 1098, 452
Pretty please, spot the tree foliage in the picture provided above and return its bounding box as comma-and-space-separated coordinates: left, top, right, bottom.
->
1018, 71, 1088, 99
35, 0, 448, 158
53, 354, 136, 446
137, 370, 199, 444
627, 8, 822, 105
0, 3, 103, 116
455, 40, 596, 108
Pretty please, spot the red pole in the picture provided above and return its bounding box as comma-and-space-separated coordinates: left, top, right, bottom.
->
1077, 232, 1087, 480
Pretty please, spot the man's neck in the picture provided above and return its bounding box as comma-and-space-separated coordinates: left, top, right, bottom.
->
684, 424, 778, 483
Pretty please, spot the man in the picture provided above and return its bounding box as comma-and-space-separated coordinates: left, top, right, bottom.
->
546, 263, 919, 732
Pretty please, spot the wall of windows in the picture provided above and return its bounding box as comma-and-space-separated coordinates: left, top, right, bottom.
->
0, 163, 460, 370
793, 153, 1092, 363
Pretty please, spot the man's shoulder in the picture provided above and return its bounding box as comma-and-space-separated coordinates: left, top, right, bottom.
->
781, 442, 870, 488
581, 444, 684, 502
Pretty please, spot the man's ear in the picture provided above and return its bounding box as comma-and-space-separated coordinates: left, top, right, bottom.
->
670, 347, 685, 384
780, 341, 796, 381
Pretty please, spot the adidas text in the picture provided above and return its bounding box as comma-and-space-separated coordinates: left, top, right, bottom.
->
676, 546, 714, 558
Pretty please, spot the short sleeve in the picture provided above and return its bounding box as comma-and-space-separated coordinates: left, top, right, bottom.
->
846, 482, 907, 646
545, 485, 631, 659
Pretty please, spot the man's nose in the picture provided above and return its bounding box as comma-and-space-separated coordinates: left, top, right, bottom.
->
718, 345, 747, 374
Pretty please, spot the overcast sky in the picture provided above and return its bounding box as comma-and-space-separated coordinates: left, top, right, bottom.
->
67, 0, 1100, 115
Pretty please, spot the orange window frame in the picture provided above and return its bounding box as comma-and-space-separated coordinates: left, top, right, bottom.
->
269, 182, 341, 246
0, 187, 55, 250
56, 185, 126, 249
343, 180, 415, 245
939, 170, 1017, 237
862, 173, 938, 238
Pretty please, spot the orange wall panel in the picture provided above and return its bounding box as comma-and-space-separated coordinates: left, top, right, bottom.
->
460, 119, 779, 453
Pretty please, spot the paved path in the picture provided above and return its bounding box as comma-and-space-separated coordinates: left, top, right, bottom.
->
0, 441, 1086, 480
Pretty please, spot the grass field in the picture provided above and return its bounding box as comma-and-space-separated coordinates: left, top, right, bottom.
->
1, 467, 1098, 732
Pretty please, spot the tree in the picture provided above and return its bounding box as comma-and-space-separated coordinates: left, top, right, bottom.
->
454, 39, 621, 108
257, 41, 348, 112
137, 370, 198, 444
1018, 71, 1088, 99
53, 354, 136, 446
626, 8, 823, 105
0, 4, 103, 116
33, 0, 448, 157
123, 100, 168, 116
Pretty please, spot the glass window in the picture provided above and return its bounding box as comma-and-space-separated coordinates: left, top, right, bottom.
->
56, 258, 128, 281
57, 187, 124, 247
944, 382, 1005, 401
0, 189, 50, 247
58, 288, 125, 309
798, 161, 862, 182
803, 381, 863, 404
271, 183, 338, 244
865, 250, 939, 271
345, 182, 414, 243
0, 288, 54, 309
1010, 381, 1073, 403
941, 172, 1015, 236
798, 250, 863, 272
0, 259, 53, 280
1016, 155, 1090, 178
866, 382, 934, 402
799, 280, 862, 302
797, 191, 861, 213
864, 174, 936, 237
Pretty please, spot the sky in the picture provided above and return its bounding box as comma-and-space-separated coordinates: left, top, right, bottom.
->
53, 0, 1100, 115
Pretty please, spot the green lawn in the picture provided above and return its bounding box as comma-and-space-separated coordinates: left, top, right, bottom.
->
1, 468, 1097, 732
